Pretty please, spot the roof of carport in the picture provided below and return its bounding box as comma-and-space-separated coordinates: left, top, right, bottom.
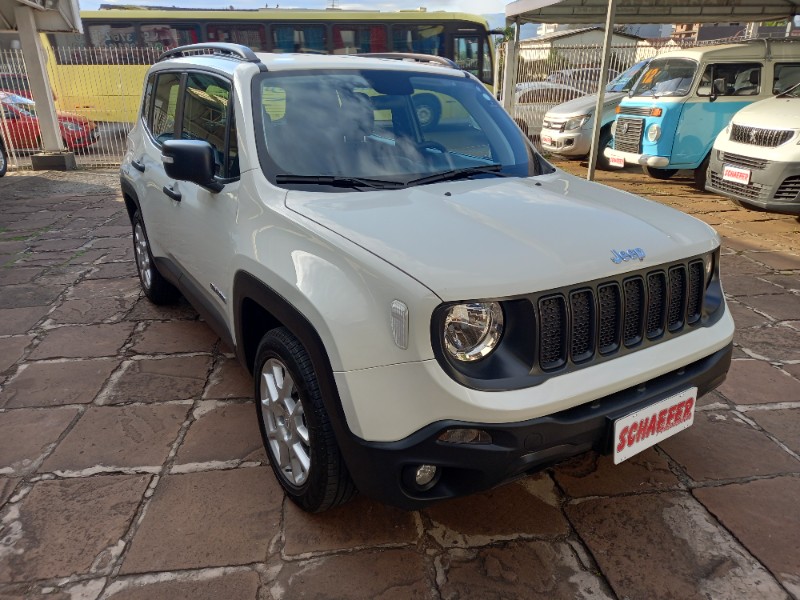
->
505, 0, 800, 25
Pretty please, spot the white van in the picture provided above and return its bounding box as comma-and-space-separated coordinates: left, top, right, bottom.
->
605, 40, 800, 188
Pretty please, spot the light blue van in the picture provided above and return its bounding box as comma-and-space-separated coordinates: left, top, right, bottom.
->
605, 40, 800, 188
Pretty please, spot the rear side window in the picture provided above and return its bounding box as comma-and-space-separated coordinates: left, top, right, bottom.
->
699, 63, 762, 97
149, 72, 181, 144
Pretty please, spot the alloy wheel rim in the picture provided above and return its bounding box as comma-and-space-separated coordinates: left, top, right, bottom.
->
260, 357, 311, 486
133, 222, 153, 290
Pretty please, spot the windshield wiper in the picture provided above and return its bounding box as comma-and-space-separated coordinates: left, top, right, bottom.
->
405, 164, 507, 187
275, 174, 404, 191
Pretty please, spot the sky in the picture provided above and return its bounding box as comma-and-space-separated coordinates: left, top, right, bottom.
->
81, 1, 510, 14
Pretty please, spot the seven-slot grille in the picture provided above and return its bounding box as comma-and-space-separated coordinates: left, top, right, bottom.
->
614, 117, 644, 153
730, 124, 794, 147
709, 171, 764, 201
535, 259, 706, 372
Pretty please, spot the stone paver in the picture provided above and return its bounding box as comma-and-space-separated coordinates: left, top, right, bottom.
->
0, 407, 79, 475
0, 475, 150, 582
41, 404, 188, 473
718, 360, 800, 406
0, 359, 118, 408
660, 410, 800, 481
29, 323, 134, 359
1, 165, 799, 599
131, 320, 218, 354
121, 468, 281, 574
174, 402, 264, 466
566, 492, 788, 599
694, 477, 800, 597
106, 356, 211, 404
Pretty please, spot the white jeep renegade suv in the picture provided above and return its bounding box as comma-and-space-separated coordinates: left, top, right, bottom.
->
121, 43, 734, 513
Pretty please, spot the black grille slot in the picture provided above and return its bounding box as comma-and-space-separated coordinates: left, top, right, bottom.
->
668, 266, 687, 332
614, 117, 644, 154
623, 277, 645, 347
646, 272, 667, 339
570, 289, 595, 363
538, 295, 568, 371
730, 124, 793, 147
720, 151, 768, 170
775, 175, 800, 200
687, 260, 704, 324
598, 283, 621, 355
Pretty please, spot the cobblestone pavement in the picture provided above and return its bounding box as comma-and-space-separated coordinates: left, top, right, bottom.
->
0, 167, 798, 600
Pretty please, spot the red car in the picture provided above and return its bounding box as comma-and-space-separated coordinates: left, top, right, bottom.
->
0, 91, 97, 152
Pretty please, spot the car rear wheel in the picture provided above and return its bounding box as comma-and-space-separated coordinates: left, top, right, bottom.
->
642, 165, 677, 180
255, 327, 356, 513
693, 154, 710, 191
413, 93, 442, 130
132, 210, 180, 305
0, 143, 7, 177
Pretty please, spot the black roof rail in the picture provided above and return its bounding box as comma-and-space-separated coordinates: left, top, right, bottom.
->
158, 43, 264, 66
360, 53, 460, 70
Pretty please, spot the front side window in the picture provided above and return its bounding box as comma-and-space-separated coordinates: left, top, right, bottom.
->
255, 69, 536, 190
698, 63, 762, 97
454, 36, 482, 79
631, 58, 697, 98
182, 73, 234, 178
149, 72, 181, 144
391, 25, 444, 56
272, 25, 327, 53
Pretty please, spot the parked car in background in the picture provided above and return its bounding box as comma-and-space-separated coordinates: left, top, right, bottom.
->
706, 83, 800, 215
512, 81, 585, 138
546, 67, 619, 93
0, 73, 31, 99
0, 92, 97, 152
540, 59, 651, 168
605, 40, 800, 189
0, 131, 7, 177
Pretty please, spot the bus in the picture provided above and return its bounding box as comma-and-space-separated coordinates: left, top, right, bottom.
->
44, 8, 495, 124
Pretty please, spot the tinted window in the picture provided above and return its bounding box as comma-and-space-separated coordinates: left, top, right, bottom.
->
141, 24, 200, 52
182, 73, 235, 178
333, 25, 388, 54
272, 25, 327, 53
207, 24, 266, 50
391, 24, 444, 55
149, 72, 181, 144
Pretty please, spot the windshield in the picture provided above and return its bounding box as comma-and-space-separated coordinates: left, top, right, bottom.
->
607, 60, 649, 93
254, 69, 538, 191
630, 58, 697, 98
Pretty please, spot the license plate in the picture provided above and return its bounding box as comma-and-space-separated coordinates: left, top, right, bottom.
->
541, 135, 553, 145
609, 155, 625, 168
722, 164, 751, 184
613, 387, 697, 464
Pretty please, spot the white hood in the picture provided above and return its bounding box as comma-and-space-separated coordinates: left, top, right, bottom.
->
286, 172, 718, 301
732, 96, 800, 130
545, 92, 626, 118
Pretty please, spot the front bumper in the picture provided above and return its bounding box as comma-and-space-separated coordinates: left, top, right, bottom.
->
707, 154, 800, 215
540, 126, 591, 157
340, 343, 732, 509
605, 148, 669, 168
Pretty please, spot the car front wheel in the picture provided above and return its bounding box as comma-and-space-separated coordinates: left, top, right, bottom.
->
255, 327, 356, 513
132, 210, 180, 305
642, 165, 677, 180
0, 143, 7, 177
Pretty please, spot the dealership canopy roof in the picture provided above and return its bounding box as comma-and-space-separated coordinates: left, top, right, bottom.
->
0, 0, 82, 33
506, 0, 800, 25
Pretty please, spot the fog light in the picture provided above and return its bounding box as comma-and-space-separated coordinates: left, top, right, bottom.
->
415, 464, 437, 487
438, 428, 492, 444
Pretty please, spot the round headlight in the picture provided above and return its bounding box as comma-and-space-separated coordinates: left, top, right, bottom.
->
610, 120, 617, 136
443, 302, 504, 362
647, 123, 662, 142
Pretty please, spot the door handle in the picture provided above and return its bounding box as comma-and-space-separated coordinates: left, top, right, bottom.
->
131, 159, 145, 172
162, 184, 182, 202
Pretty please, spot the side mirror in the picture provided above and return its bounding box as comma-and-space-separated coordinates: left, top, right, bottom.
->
161, 139, 223, 193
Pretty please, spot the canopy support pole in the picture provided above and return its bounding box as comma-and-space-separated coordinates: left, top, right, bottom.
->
586, 0, 617, 181
501, 19, 520, 111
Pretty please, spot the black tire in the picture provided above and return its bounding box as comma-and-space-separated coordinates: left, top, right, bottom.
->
132, 210, 180, 305
255, 327, 356, 513
642, 165, 677, 180
693, 154, 711, 191
0, 142, 7, 178
413, 93, 441, 130
595, 127, 614, 171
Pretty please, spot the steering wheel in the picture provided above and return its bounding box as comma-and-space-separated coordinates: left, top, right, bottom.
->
417, 140, 454, 169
